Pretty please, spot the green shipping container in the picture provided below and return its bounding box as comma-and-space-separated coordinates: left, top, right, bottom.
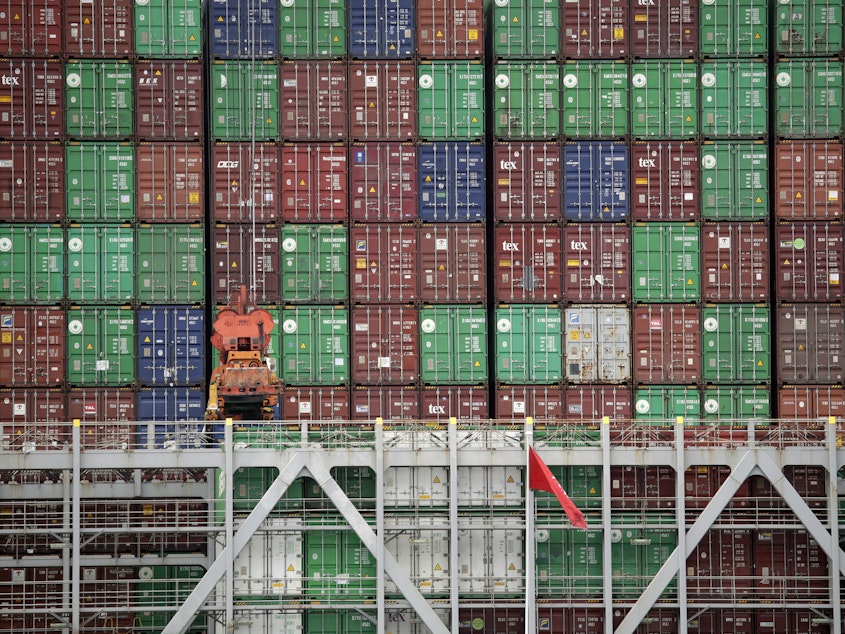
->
775, 59, 844, 138
306, 611, 375, 634
702, 386, 771, 424
305, 518, 376, 601
536, 465, 601, 510
699, 0, 769, 57
136, 224, 205, 303
138, 565, 205, 633
632, 223, 701, 302
700, 141, 769, 220
66, 225, 135, 302
65, 61, 133, 138
493, 62, 560, 139
0, 224, 64, 303
419, 305, 488, 384
630, 61, 698, 139
281, 306, 349, 385
281, 224, 348, 302
66, 307, 135, 385
216, 467, 304, 514
260, 305, 282, 374
701, 304, 770, 384
211, 61, 280, 140
279, 0, 347, 58
308, 467, 376, 509
535, 527, 602, 597
65, 143, 135, 222
611, 522, 677, 599
492, 0, 560, 58
495, 304, 562, 384
634, 386, 702, 423
700, 61, 768, 138
417, 61, 485, 140
562, 61, 629, 138
775, 0, 843, 55
134, 0, 203, 57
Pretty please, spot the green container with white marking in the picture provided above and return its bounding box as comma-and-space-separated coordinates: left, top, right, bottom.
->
700, 60, 768, 138
700, 141, 769, 220
491, 0, 560, 58
417, 61, 485, 140
632, 223, 701, 302
495, 304, 562, 384
65, 143, 135, 222
65, 61, 134, 139
279, 0, 347, 58
0, 224, 64, 303
630, 61, 698, 139
562, 61, 629, 138
66, 306, 136, 386
66, 225, 134, 302
210, 60, 280, 140
134, 0, 203, 57
136, 224, 205, 303
280, 306, 349, 385
281, 224, 348, 303
419, 305, 488, 384
774, 59, 844, 138
635, 386, 702, 423
702, 304, 770, 384
699, 0, 769, 57
493, 62, 560, 139
702, 386, 771, 424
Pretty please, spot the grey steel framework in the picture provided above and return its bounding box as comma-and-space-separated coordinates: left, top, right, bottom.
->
0, 417, 843, 634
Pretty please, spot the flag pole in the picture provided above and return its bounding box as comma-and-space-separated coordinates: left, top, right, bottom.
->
525, 416, 535, 634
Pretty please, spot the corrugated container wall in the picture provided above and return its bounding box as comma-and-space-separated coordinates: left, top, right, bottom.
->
0, 0, 63, 56
134, 0, 203, 58
278, 0, 347, 58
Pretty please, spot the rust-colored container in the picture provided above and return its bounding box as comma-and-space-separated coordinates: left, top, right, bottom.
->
420, 385, 488, 420
417, 0, 483, 58
495, 385, 564, 421
0, 58, 63, 138
561, 0, 627, 58
494, 224, 562, 303
64, 0, 132, 57
351, 385, 420, 420
775, 222, 843, 302
774, 141, 843, 221
633, 304, 701, 384
629, 0, 698, 57
776, 303, 844, 384
419, 223, 486, 303
212, 223, 281, 304
687, 529, 753, 597
492, 142, 562, 222
685, 465, 751, 509
630, 141, 699, 220
349, 142, 417, 222
701, 222, 770, 302
563, 385, 632, 421
0, 388, 66, 450
348, 61, 416, 141
610, 465, 675, 509
0, 1, 63, 56
281, 386, 350, 421
280, 143, 348, 222
563, 223, 631, 303
280, 60, 348, 141
0, 306, 64, 386
786, 465, 827, 508
67, 387, 136, 450
350, 223, 418, 303
135, 143, 204, 223
753, 530, 828, 601
690, 611, 755, 634
212, 142, 280, 223
0, 142, 64, 222
778, 385, 845, 420
133, 499, 208, 554
351, 304, 419, 385
134, 60, 204, 140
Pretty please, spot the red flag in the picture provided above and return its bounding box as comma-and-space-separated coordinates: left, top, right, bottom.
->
528, 447, 587, 529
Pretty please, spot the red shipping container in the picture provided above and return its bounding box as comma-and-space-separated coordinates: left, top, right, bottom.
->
134, 499, 208, 554
633, 304, 701, 383
0, 388, 66, 450
630, 141, 699, 220
0, 1, 63, 56
563, 223, 631, 302
418, 223, 486, 302
612, 610, 678, 633
561, 0, 627, 58
494, 223, 562, 302
348, 61, 416, 140
775, 222, 843, 301
351, 385, 420, 420
754, 531, 828, 601
0, 306, 64, 386
611, 465, 675, 510
0, 141, 64, 222
420, 385, 488, 420
281, 386, 350, 421
351, 305, 419, 385
134, 60, 204, 140
785, 465, 827, 508
689, 611, 754, 634
417, 0, 484, 58
629, 0, 698, 57
775, 141, 843, 220
67, 387, 135, 450
495, 385, 564, 420
459, 609, 524, 634
701, 222, 769, 301
64, 0, 132, 57
280, 143, 348, 222
684, 465, 750, 509
687, 529, 753, 597
350, 223, 418, 302
135, 143, 204, 222
568, 608, 604, 633
563, 385, 632, 421
776, 304, 844, 384
349, 142, 417, 222
0, 58, 63, 138
213, 223, 280, 304
212, 142, 280, 223
492, 142, 562, 222
778, 385, 845, 420
280, 60, 347, 141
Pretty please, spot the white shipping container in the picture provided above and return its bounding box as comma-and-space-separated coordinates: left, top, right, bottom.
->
564, 305, 631, 383
458, 517, 524, 593
384, 514, 450, 595
457, 466, 523, 506
230, 611, 303, 634
231, 517, 303, 598
384, 467, 449, 506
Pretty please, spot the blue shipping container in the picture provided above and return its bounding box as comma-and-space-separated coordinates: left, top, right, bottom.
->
136, 306, 205, 386
563, 142, 629, 221
418, 142, 486, 222
349, 0, 415, 58
136, 387, 207, 449
210, 0, 278, 59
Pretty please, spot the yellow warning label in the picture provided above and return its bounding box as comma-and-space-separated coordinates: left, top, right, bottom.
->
512, 16, 519, 22
300, 343, 307, 349
300, 179, 306, 186
507, 475, 514, 483
438, 264, 445, 271
16, 334, 22, 341
266, 117, 272, 124
784, 259, 790, 265
87, 344, 93, 350
589, 487, 596, 494
757, 360, 763, 366
570, 331, 580, 341
83, 17, 90, 24
0, 97, 12, 103
468, 30, 478, 40
370, 261, 377, 268
369, 186, 376, 193
144, 336, 151, 343
192, 280, 198, 286
635, 178, 648, 185
687, 278, 693, 285
614, 28, 624, 39
755, 33, 761, 39
189, 192, 199, 204
508, 563, 516, 571
634, 14, 647, 21
795, 192, 802, 199
231, 261, 238, 268
582, 29, 588, 36
434, 563, 442, 571
189, 35, 196, 41
333, 36, 339, 42
356, 258, 366, 269
154, 70, 162, 76
13, 13, 19, 20
288, 564, 294, 571
685, 115, 692, 122
369, 101, 375, 108
756, 197, 762, 203
721, 263, 728, 269
156, 194, 163, 201
474, 361, 480, 367
567, 259, 580, 267
798, 344, 805, 350
218, 16, 224, 22
436, 31, 443, 37
425, 175, 432, 182
433, 476, 441, 483
0, 333, 10, 344
471, 116, 478, 123
390, 44, 396, 49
